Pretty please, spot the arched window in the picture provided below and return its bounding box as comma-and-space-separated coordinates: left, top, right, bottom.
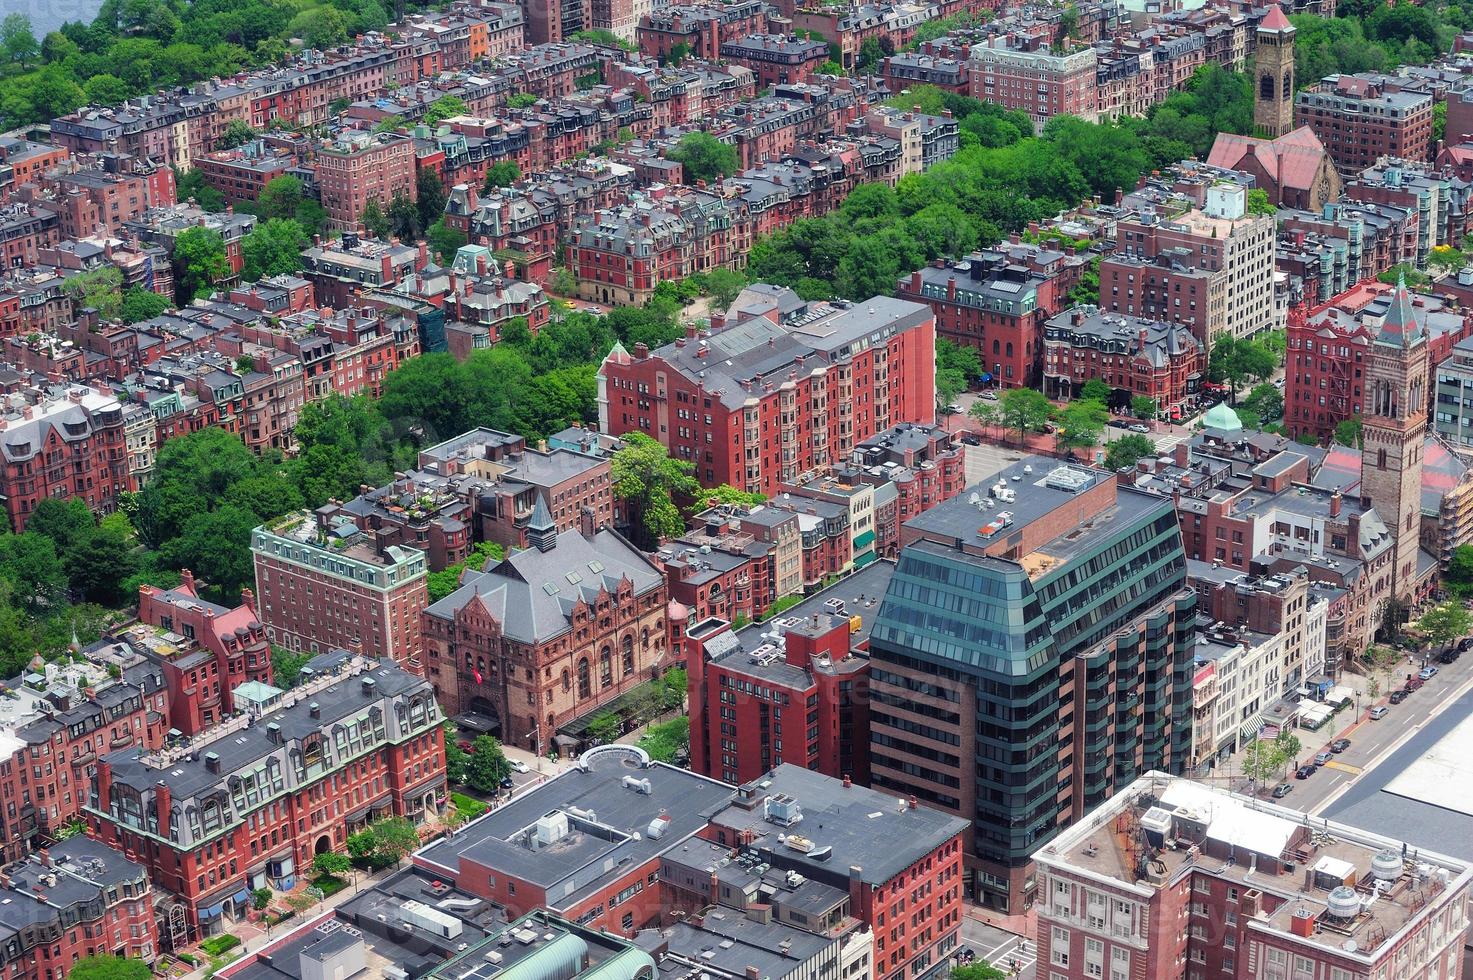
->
577, 658, 591, 699
992, 339, 1000, 355
1005, 342, 1014, 359
562, 668, 571, 693
1260, 73, 1275, 100
599, 648, 612, 686
1282, 70, 1293, 101
641, 628, 651, 648
622, 635, 635, 676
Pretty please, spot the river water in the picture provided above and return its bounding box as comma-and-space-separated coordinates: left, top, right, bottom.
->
2, 0, 103, 40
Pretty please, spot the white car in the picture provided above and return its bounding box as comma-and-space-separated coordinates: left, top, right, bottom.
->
509, 760, 530, 774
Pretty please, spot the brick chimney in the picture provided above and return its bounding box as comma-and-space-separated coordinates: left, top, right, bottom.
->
180, 568, 196, 594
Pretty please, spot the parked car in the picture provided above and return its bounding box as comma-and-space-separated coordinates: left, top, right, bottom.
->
1108, 419, 1132, 429
980, 390, 999, 401
1128, 423, 1151, 434
499, 775, 515, 790
509, 760, 529, 774
1313, 750, 1333, 766
1457, 636, 1473, 652
1389, 690, 1409, 704
1370, 705, 1390, 720
1271, 782, 1293, 799
1405, 675, 1425, 691
1330, 738, 1351, 753
1418, 665, 1439, 680
1295, 765, 1316, 779
1440, 649, 1461, 665
960, 432, 981, 446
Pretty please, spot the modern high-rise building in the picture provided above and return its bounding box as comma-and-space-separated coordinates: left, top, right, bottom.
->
865, 457, 1198, 913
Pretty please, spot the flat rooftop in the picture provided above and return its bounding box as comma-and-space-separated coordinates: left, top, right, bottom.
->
1037, 773, 1472, 964
415, 745, 734, 910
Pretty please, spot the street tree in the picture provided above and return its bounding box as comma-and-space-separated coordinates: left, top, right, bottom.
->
464, 735, 512, 792
997, 388, 1051, 446
1104, 433, 1155, 471
1241, 739, 1284, 790
1417, 600, 1471, 653
1057, 398, 1108, 452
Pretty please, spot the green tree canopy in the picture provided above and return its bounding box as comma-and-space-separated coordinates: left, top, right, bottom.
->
667, 132, 740, 184
241, 218, 309, 282
1104, 433, 1156, 471
997, 388, 1052, 445
464, 735, 512, 793
120, 287, 170, 323
612, 432, 699, 549
422, 94, 467, 127
172, 226, 230, 304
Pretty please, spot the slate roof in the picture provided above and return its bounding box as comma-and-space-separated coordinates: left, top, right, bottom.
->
425, 528, 663, 644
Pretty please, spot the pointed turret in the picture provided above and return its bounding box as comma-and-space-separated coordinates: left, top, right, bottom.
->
526, 496, 557, 553
1376, 274, 1423, 347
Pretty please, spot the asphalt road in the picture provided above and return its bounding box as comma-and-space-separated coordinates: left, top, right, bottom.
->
958, 916, 1037, 979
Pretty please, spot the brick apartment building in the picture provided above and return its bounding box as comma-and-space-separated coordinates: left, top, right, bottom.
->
968, 36, 1098, 130
251, 508, 430, 669
1296, 74, 1435, 174
312, 132, 417, 231
0, 385, 134, 532
1043, 307, 1206, 416
720, 36, 830, 87
599, 286, 937, 496
300, 231, 427, 308
0, 644, 169, 862
1033, 774, 1471, 980
88, 651, 445, 939
849, 423, 968, 555
0, 836, 159, 974
685, 562, 894, 785
43, 153, 177, 239
1103, 183, 1276, 344
868, 458, 1198, 913
637, 1, 768, 63
195, 143, 298, 207
135, 571, 275, 735
896, 245, 1080, 390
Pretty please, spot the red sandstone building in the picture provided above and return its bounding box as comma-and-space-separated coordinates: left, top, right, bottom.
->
599, 287, 936, 496
89, 651, 445, 940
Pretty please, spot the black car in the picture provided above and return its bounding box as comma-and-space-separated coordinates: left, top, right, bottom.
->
1295, 765, 1316, 779
1389, 689, 1409, 704
1458, 637, 1473, 652
1440, 649, 1461, 665
1108, 419, 1133, 429
960, 432, 981, 446
499, 775, 515, 790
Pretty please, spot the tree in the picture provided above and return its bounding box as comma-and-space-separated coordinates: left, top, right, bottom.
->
1243, 383, 1284, 425
1363, 644, 1399, 700
1, 14, 39, 66
68, 957, 151, 980
612, 432, 699, 549
464, 735, 512, 793
313, 851, 351, 877
272, 645, 312, 688
1274, 730, 1303, 778
688, 484, 765, 515
667, 132, 739, 184
241, 218, 308, 282
288, 7, 349, 49
699, 267, 746, 310
1417, 600, 1471, 653
1058, 398, 1108, 452
388, 190, 419, 241
26, 498, 94, 555
422, 94, 467, 127
1246, 188, 1276, 216
997, 388, 1052, 446
426, 218, 466, 264
64, 522, 139, 606
349, 817, 420, 868
417, 168, 447, 232
1240, 739, 1284, 790
1334, 416, 1363, 448
1131, 395, 1158, 419
482, 160, 521, 192
1104, 433, 1155, 471
587, 712, 621, 744
62, 265, 123, 320
1209, 333, 1276, 402
120, 287, 169, 323
0, 533, 68, 613
361, 198, 390, 240
444, 724, 469, 783
216, 118, 257, 149
83, 73, 132, 106
160, 505, 259, 601
951, 963, 1006, 980
507, 92, 538, 109
1446, 544, 1473, 599
172, 226, 230, 303
667, 41, 691, 65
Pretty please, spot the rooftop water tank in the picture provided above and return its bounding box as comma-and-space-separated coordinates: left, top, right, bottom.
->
1370, 850, 1403, 883
1326, 886, 1361, 921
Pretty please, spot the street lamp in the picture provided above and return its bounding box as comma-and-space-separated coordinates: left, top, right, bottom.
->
529, 725, 543, 772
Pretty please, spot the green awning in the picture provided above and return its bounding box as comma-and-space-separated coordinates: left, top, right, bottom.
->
854, 550, 879, 569
853, 530, 876, 549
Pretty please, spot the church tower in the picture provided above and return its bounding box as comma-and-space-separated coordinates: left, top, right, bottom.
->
1254, 5, 1296, 137
1360, 276, 1427, 603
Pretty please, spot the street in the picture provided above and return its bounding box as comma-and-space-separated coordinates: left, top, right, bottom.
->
959, 914, 1037, 978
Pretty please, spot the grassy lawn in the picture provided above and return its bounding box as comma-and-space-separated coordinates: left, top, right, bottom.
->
451, 791, 488, 820
313, 874, 350, 897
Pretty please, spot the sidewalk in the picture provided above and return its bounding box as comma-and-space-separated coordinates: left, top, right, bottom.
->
966, 902, 1036, 938
1212, 670, 1376, 791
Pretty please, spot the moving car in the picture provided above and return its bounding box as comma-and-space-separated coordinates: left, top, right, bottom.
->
1330, 738, 1351, 753
1128, 423, 1151, 434
980, 390, 999, 401
1370, 705, 1389, 720
1295, 765, 1316, 779
1271, 783, 1293, 799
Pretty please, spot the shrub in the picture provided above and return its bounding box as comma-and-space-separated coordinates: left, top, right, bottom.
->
200, 934, 241, 956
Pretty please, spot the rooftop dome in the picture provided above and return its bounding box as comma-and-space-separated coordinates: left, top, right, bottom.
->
1203, 401, 1242, 434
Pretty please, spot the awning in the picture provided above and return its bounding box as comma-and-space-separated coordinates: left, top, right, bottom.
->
853, 550, 878, 569
853, 530, 876, 549
1324, 685, 1355, 706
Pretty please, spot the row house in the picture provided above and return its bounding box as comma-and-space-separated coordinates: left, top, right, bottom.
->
26, 152, 176, 240
1345, 157, 1473, 269
848, 422, 967, 556
1278, 199, 1417, 290
637, 1, 768, 63
195, 143, 298, 207
0, 203, 60, 272
0, 385, 133, 531
1296, 74, 1436, 174
1042, 306, 1206, 415
0, 137, 69, 202
300, 231, 427, 309
566, 198, 692, 305
122, 203, 258, 279
312, 131, 417, 232
489, 44, 605, 102
719, 36, 830, 88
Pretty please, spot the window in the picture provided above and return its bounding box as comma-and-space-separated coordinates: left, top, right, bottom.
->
1050, 926, 1069, 967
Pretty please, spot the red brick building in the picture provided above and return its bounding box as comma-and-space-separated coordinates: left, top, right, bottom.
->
0, 385, 133, 532
313, 132, 417, 232
896, 246, 1080, 390
251, 509, 430, 669
89, 652, 445, 940
134, 572, 275, 735
719, 35, 830, 87
637, 1, 767, 63
968, 36, 1098, 129
685, 562, 894, 785
1042, 307, 1206, 416
0, 836, 160, 971
599, 288, 936, 495
849, 423, 968, 554
195, 144, 298, 206
44, 153, 176, 238
1295, 74, 1435, 174
420, 509, 669, 753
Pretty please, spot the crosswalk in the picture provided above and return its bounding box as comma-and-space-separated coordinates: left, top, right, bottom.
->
980, 935, 1037, 977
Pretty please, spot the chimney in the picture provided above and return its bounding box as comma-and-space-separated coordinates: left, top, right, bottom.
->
38, 848, 50, 868
580, 505, 598, 539
1329, 491, 1342, 517
842, 774, 851, 788
180, 568, 196, 593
